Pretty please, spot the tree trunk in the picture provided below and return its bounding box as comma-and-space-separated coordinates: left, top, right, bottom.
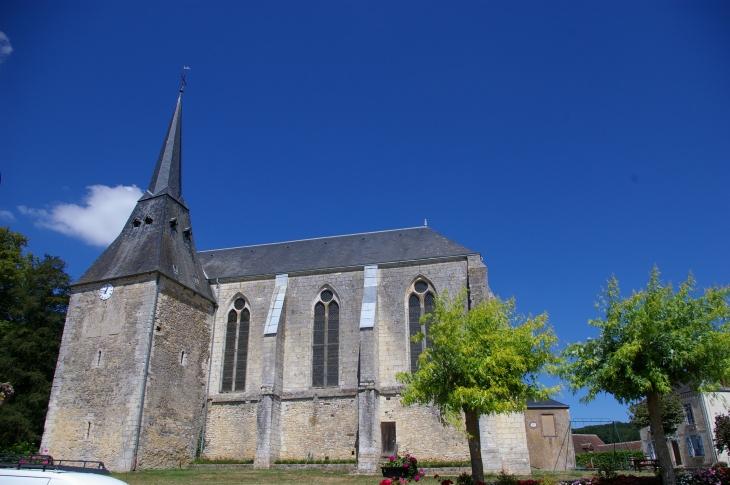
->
464, 407, 484, 483
647, 388, 676, 485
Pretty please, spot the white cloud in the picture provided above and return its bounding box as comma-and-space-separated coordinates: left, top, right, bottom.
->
19, 185, 143, 246
0, 32, 13, 65
0, 210, 15, 222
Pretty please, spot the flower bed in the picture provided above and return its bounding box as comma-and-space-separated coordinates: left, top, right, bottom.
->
381, 454, 427, 484
376, 456, 730, 485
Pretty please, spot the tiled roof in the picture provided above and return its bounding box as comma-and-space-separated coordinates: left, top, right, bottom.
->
572, 434, 606, 453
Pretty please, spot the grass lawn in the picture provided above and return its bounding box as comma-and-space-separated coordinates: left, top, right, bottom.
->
110, 468, 654, 485
111, 468, 377, 485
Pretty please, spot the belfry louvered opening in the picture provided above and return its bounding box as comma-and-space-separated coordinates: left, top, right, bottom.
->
312, 290, 339, 387
409, 281, 435, 373
221, 297, 250, 392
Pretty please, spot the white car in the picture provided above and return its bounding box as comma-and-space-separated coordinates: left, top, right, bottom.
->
0, 468, 129, 484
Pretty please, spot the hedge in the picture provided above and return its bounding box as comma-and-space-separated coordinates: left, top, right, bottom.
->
575, 450, 645, 469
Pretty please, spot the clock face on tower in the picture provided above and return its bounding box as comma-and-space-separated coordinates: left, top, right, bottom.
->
99, 283, 114, 301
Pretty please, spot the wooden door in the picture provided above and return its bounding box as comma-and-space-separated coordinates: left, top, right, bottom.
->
381, 422, 397, 456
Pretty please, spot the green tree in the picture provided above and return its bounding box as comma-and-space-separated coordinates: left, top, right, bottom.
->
397, 291, 561, 483
560, 267, 730, 485
716, 413, 730, 456
628, 394, 685, 435
571, 422, 640, 444
0, 227, 71, 448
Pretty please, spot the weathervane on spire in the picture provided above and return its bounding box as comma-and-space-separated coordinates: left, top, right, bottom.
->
180, 66, 190, 92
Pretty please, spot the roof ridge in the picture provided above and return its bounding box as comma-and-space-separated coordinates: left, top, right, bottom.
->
198, 226, 433, 253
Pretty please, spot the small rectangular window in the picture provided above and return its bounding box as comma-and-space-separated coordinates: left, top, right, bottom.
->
648, 442, 656, 460
684, 404, 695, 424
541, 414, 556, 437
686, 437, 694, 457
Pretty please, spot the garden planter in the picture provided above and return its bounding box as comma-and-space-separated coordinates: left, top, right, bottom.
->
381, 466, 410, 478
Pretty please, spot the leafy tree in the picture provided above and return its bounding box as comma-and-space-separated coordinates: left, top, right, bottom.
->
716, 413, 730, 456
628, 394, 685, 435
560, 267, 730, 485
571, 422, 640, 444
397, 291, 561, 483
0, 227, 71, 449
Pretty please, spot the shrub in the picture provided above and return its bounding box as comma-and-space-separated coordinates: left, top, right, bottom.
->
575, 451, 644, 470
456, 472, 474, 485
495, 470, 517, 485
0, 442, 38, 454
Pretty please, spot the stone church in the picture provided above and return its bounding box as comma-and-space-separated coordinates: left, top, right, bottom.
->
40, 90, 532, 473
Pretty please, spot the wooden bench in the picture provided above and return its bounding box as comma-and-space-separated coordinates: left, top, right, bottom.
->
630, 457, 659, 472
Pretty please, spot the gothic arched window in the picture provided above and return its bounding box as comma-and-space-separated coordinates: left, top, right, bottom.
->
221, 297, 250, 392
408, 280, 435, 373
312, 289, 339, 387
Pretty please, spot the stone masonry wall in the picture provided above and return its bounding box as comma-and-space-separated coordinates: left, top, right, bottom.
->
279, 398, 358, 461
40, 275, 157, 472
136, 277, 214, 469
380, 395, 470, 461
203, 401, 258, 460
524, 408, 574, 471
495, 413, 532, 474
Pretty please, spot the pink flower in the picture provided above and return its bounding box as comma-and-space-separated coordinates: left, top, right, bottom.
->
389, 456, 396, 462
403, 462, 409, 468
380, 480, 392, 485
414, 476, 420, 482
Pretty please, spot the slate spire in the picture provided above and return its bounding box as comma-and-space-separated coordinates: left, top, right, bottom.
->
141, 91, 183, 202
74, 89, 214, 302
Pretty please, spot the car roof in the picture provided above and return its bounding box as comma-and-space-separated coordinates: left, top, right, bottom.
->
0, 468, 128, 485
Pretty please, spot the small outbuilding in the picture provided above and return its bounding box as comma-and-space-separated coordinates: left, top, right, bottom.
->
524, 399, 575, 470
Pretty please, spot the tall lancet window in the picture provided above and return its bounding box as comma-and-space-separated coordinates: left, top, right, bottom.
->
312, 289, 339, 387
408, 280, 435, 373
221, 297, 250, 392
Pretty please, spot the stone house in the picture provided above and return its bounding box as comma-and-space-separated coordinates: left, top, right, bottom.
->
640, 385, 730, 467
40, 90, 533, 473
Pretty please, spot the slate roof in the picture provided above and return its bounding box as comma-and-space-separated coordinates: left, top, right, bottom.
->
199, 226, 478, 280
527, 399, 570, 409
74, 91, 214, 302
139, 91, 185, 206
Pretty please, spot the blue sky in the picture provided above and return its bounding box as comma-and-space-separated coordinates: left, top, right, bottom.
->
1, 1, 729, 423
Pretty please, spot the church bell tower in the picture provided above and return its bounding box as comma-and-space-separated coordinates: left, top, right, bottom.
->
41, 87, 216, 471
